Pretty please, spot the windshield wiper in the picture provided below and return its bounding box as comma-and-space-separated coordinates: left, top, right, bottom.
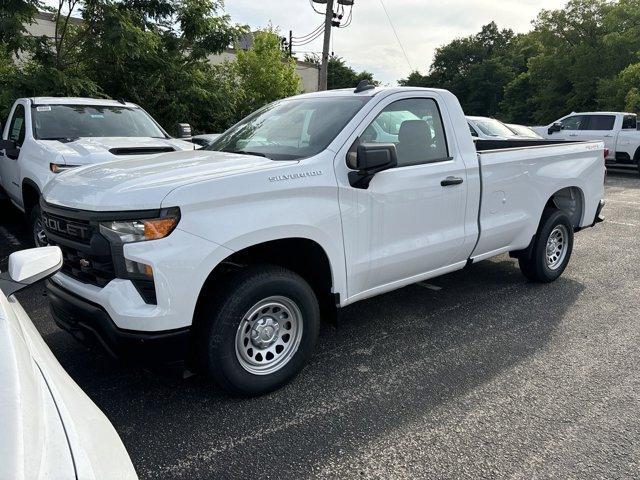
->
39, 136, 79, 143
232, 150, 268, 158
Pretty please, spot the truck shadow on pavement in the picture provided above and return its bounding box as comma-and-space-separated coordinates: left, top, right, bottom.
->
44, 256, 585, 479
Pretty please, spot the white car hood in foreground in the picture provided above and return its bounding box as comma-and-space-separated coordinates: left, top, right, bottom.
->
41, 136, 195, 166
43, 150, 292, 211
0, 292, 137, 480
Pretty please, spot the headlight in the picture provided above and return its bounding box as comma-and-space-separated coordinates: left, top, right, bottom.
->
50, 163, 81, 173
99, 207, 180, 243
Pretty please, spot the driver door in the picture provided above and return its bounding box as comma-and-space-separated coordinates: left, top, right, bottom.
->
0, 103, 27, 202
338, 93, 471, 300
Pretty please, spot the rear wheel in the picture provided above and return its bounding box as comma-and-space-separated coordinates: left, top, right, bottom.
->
518, 209, 574, 283
196, 265, 320, 396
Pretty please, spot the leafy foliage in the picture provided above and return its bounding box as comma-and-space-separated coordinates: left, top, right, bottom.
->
0, 1, 303, 134
401, 0, 640, 124
304, 54, 378, 89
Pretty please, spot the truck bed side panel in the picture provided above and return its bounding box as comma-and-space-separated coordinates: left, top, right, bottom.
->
472, 142, 605, 260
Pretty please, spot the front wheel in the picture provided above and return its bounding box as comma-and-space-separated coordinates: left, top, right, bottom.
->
518, 209, 574, 283
196, 265, 320, 396
30, 204, 47, 246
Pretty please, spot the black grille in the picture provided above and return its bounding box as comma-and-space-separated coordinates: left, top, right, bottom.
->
43, 210, 116, 288
41, 203, 158, 304
42, 212, 93, 244
49, 242, 116, 287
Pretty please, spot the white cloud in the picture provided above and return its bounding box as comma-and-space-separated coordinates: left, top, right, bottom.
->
223, 0, 565, 84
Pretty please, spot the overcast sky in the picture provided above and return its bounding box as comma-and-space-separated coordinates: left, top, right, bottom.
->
224, 0, 565, 85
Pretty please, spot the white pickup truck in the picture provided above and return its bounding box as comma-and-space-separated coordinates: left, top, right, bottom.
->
41, 85, 606, 395
532, 111, 640, 174
0, 97, 195, 245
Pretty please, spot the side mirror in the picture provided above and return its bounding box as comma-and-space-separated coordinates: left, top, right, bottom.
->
0, 247, 62, 297
347, 143, 397, 189
176, 123, 192, 139
548, 123, 562, 135
0, 139, 16, 150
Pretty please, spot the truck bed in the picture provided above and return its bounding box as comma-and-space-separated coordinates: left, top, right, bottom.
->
470, 139, 605, 263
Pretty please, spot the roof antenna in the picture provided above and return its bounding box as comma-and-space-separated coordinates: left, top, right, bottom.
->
118, 98, 127, 105
354, 80, 375, 93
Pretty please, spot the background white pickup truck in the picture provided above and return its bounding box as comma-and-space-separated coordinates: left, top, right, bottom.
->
41, 85, 606, 396
0, 97, 195, 245
532, 112, 640, 174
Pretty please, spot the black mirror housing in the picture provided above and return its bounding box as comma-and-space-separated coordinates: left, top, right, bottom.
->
348, 143, 398, 189
548, 123, 562, 134
356, 143, 398, 171
176, 123, 192, 138
0, 139, 16, 150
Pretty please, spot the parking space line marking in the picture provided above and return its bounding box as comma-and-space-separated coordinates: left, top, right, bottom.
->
606, 199, 640, 206
607, 220, 640, 228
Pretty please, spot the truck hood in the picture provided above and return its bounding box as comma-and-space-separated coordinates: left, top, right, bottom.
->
41, 136, 195, 166
42, 150, 292, 211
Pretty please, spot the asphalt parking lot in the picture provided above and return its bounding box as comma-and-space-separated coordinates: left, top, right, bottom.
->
1, 170, 640, 479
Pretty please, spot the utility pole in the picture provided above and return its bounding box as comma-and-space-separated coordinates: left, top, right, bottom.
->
288, 30, 293, 57
319, 0, 335, 91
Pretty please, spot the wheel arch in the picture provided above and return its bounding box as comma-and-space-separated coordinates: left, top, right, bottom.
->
21, 178, 41, 213
544, 186, 585, 229
194, 236, 340, 330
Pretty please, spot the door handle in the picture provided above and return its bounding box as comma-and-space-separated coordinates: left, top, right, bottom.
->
604, 134, 613, 137
441, 176, 463, 186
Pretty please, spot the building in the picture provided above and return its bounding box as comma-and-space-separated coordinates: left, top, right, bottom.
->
25, 12, 320, 92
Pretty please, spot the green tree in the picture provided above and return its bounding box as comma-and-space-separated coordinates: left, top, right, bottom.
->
305, 54, 378, 89
234, 29, 301, 118
400, 22, 527, 118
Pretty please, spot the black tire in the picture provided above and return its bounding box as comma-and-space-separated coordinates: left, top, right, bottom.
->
29, 204, 47, 246
518, 209, 574, 283
196, 264, 320, 396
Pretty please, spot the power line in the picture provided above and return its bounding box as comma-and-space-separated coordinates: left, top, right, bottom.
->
292, 27, 325, 46
377, 0, 412, 71
292, 22, 324, 41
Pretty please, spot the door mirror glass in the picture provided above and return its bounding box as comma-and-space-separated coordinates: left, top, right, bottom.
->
9, 247, 62, 284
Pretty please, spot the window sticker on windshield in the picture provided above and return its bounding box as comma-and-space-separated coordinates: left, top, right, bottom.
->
36, 106, 51, 112
91, 114, 104, 118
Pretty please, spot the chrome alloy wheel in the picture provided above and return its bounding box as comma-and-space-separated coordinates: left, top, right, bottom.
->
545, 224, 568, 270
235, 296, 303, 375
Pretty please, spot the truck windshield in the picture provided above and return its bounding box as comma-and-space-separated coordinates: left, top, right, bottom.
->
33, 105, 166, 139
208, 96, 371, 160
473, 118, 518, 138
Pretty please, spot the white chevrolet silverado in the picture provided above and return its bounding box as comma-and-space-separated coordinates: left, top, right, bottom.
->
0, 97, 194, 245
532, 111, 640, 174
40, 85, 606, 395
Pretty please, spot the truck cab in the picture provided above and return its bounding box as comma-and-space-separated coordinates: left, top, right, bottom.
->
0, 97, 195, 245
533, 112, 640, 174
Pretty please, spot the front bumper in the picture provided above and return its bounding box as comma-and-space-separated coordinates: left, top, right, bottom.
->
47, 280, 190, 362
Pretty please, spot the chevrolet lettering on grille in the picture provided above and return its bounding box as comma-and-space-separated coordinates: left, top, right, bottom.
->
43, 216, 90, 240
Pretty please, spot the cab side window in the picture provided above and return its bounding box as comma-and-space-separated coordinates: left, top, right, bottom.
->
363, 98, 449, 167
559, 115, 585, 131
583, 115, 615, 131
622, 115, 638, 130
8, 105, 26, 146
